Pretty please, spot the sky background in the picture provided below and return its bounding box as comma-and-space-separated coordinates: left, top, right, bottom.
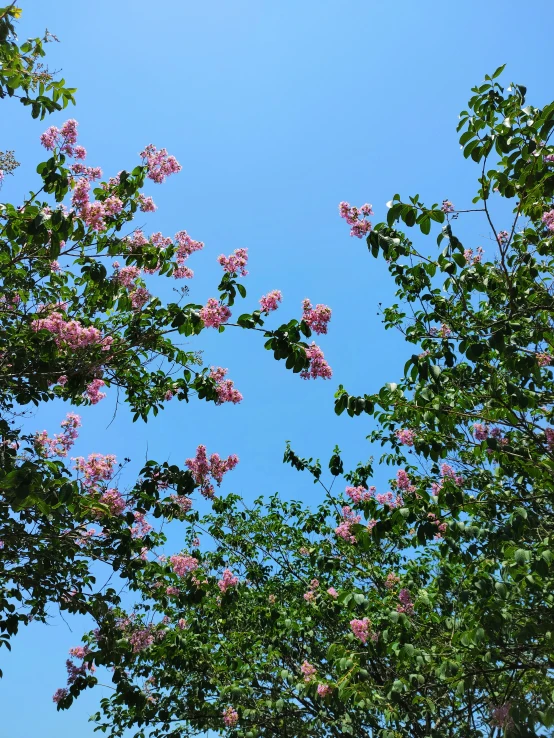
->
1, 1, 553, 736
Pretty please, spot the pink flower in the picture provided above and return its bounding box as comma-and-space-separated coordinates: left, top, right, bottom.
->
117, 265, 141, 288
222, 707, 239, 727
57, 375, 68, 386
396, 469, 416, 494
497, 230, 509, 244
542, 209, 554, 232
177, 618, 187, 629
170, 494, 193, 513
84, 378, 106, 405
140, 144, 181, 184
218, 248, 248, 276
395, 428, 415, 446
210, 366, 243, 404
327, 587, 338, 598
99, 488, 126, 516
350, 617, 371, 644
302, 299, 332, 335
69, 646, 89, 659
397, 588, 414, 615
335, 506, 360, 544
259, 290, 282, 313
537, 352, 551, 367
41, 126, 60, 150
300, 343, 332, 380
345, 485, 372, 504
218, 568, 239, 593
129, 628, 155, 653
130, 512, 153, 538
170, 554, 199, 577
300, 660, 316, 682
138, 194, 157, 212
317, 683, 332, 697
441, 200, 454, 213
199, 298, 231, 328
34, 413, 81, 458
52, 687, 68, 704
50, 260, 61, 272
130, 287, 151, 310
73, 453, 117, 489
490, 703, 513, 729
339, 201, 373, 238
185, 444, 238, 499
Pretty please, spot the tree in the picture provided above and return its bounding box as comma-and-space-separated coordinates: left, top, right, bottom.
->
79, 69, 554, 738
0, 4, 332, 677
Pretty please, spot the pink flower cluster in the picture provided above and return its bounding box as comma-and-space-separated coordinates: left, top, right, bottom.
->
210, 366, 243, 404
546, 428, 554, 450
40, 119, 82, 156
537, 352, 552, 367
84, 378, 106, 404
345, 485, 374, 504
542, 209, 554, 232
396, 469, 416, 495
131, 511, 153, 538
140, 144, 181, 184
174, 230, 204, 279
427, 511, 447, 539
397, 588, 414, 615
129, 628, 155, 653
185, 444, 239, 499
170, 494, 193, 513
71, 176, 123, 232
302, 299, 332, 335
385, 572, 400, 589
490, 703, 513, 729
32, 311, 113, 352
301, 343, 332, 380
138, 194, 156, 212
350, 617, 371, 644
259, 290, 282, 313
117, 265, 141, 288
300, 660, 316, 682
327, 586, 338, 598
34, 413, 81, 458
222, 707, 239, 727
130, 287, 151, 310
99, 488, 126, 516
170, 554, 199, 577
73, 453, 117, 489
339, 201, 373, 238
497, 230, 509, 244
218, 568, 239, 593
335, 506, 361, 544
303, 578, 319, 602
441, 200, 455, 213
317, 683, 332, 697
199, 298, 231, 328
218, 248, 248, 276
464, 246, 484, 264
396, 428, 415, 446
53, 687, 68, 704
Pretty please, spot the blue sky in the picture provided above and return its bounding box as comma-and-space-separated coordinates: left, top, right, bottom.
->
1, 1, 553, 735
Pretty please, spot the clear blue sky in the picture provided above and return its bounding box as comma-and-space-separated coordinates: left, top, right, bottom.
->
1, 1, 553, 735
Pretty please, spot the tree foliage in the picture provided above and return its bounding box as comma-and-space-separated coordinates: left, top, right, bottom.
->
71, 68, 554, 738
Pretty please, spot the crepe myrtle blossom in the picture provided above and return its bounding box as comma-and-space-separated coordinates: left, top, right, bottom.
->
217, 568, 239, 594
302, 299, 332, 335
185, 444, 239, 499
210, 366, 243, 404
199, 298, 231, 328
441, 199, 455, 213
259, 289, 282, 313
218, 247, 248, 276
140, 144, 181, 184
222, 707, 239, 727
300, 660, 316, 682
339, 201, 373, 238
300, 343, 332, 380
170, 554, 199, 577
350, 617, 371, 644
396, 428, 416, 446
